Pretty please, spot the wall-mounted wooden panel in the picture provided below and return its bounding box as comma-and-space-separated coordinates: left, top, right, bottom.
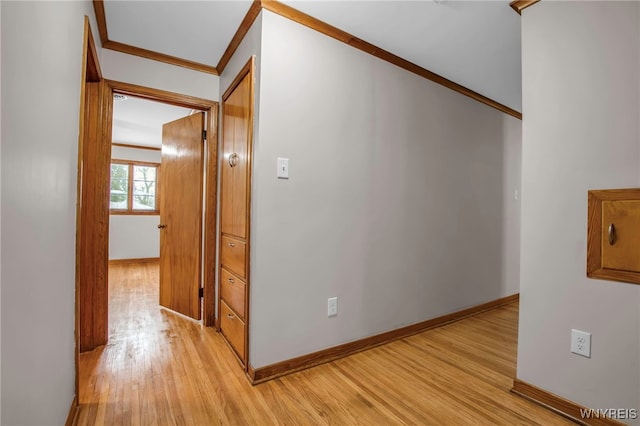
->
587, 188, 640, 285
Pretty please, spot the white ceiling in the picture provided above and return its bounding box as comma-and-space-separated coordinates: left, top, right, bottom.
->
104, 0, 254, 67
104, 1, 522, 142
282, 0, 522, 111
112, 96, 193, 147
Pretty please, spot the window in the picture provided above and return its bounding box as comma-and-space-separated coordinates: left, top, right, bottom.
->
110, 160, 160, 214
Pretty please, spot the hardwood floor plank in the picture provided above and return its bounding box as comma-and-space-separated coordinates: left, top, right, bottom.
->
78, 263, 573, 425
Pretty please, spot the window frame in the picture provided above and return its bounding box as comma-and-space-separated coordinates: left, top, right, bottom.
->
109, 159, 160, 215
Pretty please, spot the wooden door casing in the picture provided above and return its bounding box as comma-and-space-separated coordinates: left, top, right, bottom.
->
78, 79, 111, 353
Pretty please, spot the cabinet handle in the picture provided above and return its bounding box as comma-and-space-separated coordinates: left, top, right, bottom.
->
226, 313, 235, 319
228, 278, 235, 283
157, 224, 167, 229
608, 223, 617, 245
228, 153, 239, 168
228, 242, 235, 247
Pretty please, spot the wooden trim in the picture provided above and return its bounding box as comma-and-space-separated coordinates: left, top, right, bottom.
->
86, 16, 102, 82
111, 159, 159, 167
203, 103, 219, 327
65, 395, 79, 426
109, 257, 159, 265
108, 80, 216, 110
92, 0, 108, 46
509, 0, 540, 15
112, 142, 161, 151
75, 15, 95, 410
587, 188, 640, 285
244, 57, 256, 372
109, 210, 159, 216
78, 80, 112, 354
103, 40, 218, 75
511, 379, 625, 426
259, 1, 521, 120
216, 0, 263, 74
223, 57, 255, 101
92, 1, 218, 75
249, 293, 520, 383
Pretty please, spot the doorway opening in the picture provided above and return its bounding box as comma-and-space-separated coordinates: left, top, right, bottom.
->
109, 95, 202, 319
76, 81, 219, 402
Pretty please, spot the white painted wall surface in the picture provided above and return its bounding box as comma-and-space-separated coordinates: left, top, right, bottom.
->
220, 12, 262, 99
502, 116, 522, 297
109, 146, 161, 260
519, 2, 640, 421
249, 11, 521, 368
1, 2, 100, 424
101, 49, 220, 101
0, 2, 3, 421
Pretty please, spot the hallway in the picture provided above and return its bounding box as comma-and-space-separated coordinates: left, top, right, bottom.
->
77, 262, 571, 425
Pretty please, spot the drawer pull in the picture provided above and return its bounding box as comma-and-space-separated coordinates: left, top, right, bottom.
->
228, 242, 235, 247
228, 153, 239, 168
228, 278, 235, 283
226, 313, 235, 319
608, 223, 617, 245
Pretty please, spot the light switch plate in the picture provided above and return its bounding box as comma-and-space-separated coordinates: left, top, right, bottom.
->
277, 157, 289, 179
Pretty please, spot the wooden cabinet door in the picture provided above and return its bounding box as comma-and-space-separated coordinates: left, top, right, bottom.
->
221, 72, 251, 239
601, 200, 640, 272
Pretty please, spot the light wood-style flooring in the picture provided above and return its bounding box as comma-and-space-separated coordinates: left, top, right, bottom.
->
78, 262, 571, 425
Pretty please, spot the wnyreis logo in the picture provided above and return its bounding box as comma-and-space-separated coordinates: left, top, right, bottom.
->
580, 408, 639, 420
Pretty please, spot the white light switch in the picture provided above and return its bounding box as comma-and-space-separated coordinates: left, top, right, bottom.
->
277, 157, 289, 179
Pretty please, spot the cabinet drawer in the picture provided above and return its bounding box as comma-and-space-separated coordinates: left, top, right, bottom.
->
220, 301, 246, 361
220, 235, 247, 278
220, 268, 246, 319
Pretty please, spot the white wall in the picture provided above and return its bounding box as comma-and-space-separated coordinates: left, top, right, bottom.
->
519, 2, 640, 421
109, 146, 161, 260
249, 10, 522, 368
0, 2, 3, 421
101, 49, 220, 101
1, 1, 99, 424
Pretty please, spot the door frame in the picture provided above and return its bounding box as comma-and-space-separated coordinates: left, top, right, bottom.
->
76, 78, 219, 397
107, 80, 219, 327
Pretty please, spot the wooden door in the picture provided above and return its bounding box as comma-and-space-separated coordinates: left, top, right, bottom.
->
159, 113, 204, 320
221, 72, 251, 237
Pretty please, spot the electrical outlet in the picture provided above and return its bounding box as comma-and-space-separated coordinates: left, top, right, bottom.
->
327, 297, 338, 317
571, 329, 591, 358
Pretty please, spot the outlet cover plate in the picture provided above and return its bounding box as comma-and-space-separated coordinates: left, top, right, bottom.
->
328, 297, 337, 317
571, 329, 591, 358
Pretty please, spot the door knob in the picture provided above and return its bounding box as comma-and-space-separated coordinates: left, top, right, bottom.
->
157, 224, 167, 229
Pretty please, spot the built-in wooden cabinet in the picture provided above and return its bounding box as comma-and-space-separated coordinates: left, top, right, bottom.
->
587, 188, 640, 285
218, 57, 254, 368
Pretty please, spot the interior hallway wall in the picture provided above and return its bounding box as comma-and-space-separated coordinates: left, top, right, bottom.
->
249, 10, 522, 368
518, 2, 640, 421
1, 2, 100, 424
